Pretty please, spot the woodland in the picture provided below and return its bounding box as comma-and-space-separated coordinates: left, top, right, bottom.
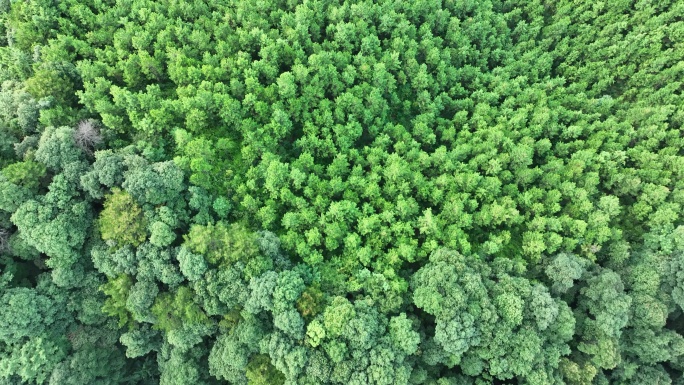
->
0, 0, 683, 384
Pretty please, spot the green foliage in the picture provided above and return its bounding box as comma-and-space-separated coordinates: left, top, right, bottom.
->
33, 126, 84, 172
98, 188, 147, 247
126, 279, 159, 323
0, 80, 42, 135
545, 253, 586, 294
184, 221, 272, 278
47, 338, 130, 385
173, 129, 233, 195
176, 246, 207, 282
0, 175, 31, 213
0, 336, 68, 384
119, 325, 161, 359
389, 313, 420, 356
575, 269, 632, 370
10, 171, 92, 287
0, 287, 58, 344
122, 158, 185, 206
412, 249, 575, 381
149, 221, 176, 248
79, 150, 125, 199
208, 332, 250, 384
1, 160, 46, 191
2, 0, 684, 383
158, 343, 209, 385
246, 354, 285, 385
100, 274, 133, 329
151, 286, 209, 333
296, 285, 325, 320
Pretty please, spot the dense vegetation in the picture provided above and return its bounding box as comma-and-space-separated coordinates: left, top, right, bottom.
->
0, 0, 683, 383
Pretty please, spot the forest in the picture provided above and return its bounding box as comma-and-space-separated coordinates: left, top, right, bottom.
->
0, 0, 683, 383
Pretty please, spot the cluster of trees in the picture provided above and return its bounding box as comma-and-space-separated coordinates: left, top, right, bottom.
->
1, 0, 683, 383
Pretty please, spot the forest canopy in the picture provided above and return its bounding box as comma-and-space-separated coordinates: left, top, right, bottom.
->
1, 0, 683, 384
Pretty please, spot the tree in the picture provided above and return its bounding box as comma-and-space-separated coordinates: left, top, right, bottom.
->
412, 249, 575, 381
545, 252, 586, 294
1, 160, 46, 191
173, 130, 230, 194
389, 313, 420, 356
151, 286, 209, 333
574, 269, 632, 371
149, 221, 176, 247
98, 188, 147, 248
246, 354, 285, 385
208, 333, 249, 384
158, 342, 211, 385
10, 172, 92, 287
3, 0, 684, 383
184, 221, 272, 278
0, 287, 59, 344
79, 149, 125, 199
122, 158, 185, 206
119, 325, 161, 358
73, 119, 102, 154
0, 335, 68, 384
0, 175, 31, 213
33, 126, 84, 172
100, 274, 133, 329
193, 266, 248, 316
176, 246, 207, 282
126, 279, 159, 323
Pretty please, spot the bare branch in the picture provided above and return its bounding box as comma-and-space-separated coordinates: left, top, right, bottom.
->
74, 119, 103, 154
